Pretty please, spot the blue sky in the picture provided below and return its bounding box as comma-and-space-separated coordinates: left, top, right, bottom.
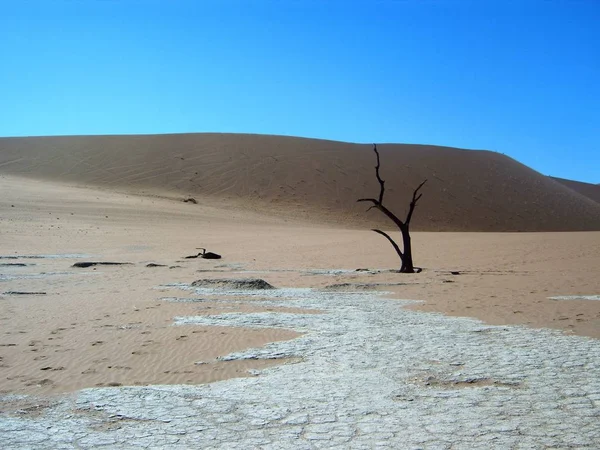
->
1, 0, 598, 183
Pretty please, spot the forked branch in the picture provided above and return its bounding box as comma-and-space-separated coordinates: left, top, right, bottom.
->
356, 197, 405, 229
405, 179, 427, 225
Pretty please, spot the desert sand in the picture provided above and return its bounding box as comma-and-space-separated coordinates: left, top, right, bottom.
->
1, 169, 599, 395
1, 134, 599, 447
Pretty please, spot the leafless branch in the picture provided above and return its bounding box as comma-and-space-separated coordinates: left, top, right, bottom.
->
373, 144, 385, 204
357, 198, 405, 229
405, 179, 428, 225
371, 229, 403, 259
357, 198, 379, 206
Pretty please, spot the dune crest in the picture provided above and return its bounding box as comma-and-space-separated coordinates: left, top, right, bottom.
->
1, 133, 599, 231
551, 177, 600, 205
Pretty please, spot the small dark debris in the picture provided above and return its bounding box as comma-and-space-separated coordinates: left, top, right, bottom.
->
442, 280, 455, 283
72, 262, 132, 268
0, 263, 28, 267
323, 282, 412, 291
471, 327, 509, 333
355, 268, 370, 272
3, 291, 47, 295
450, 271, 460, 275
183, 197, 198, 204
146, 263, 167, 267
323, 283, 377, 291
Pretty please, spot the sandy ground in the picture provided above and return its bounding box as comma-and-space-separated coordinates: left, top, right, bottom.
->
1, 175, 599, 399
3, 255, 600, 448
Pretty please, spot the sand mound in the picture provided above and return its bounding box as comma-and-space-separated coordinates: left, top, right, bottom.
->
1, 133, 599, 231
191, 278, 276, 290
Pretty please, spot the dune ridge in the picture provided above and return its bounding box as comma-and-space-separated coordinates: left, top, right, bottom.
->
550, 176, 600, 205
1, 133, 600, 231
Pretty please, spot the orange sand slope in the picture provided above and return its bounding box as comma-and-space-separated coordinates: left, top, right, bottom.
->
1, 133, 599, 231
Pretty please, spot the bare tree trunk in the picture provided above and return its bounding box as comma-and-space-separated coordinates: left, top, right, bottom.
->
400, 223, 414, 273
357, 145, 426, 273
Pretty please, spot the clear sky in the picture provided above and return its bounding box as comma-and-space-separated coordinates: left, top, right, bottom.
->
1, 0, 598, 183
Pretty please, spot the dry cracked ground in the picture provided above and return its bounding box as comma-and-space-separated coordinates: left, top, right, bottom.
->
1, 281, 600, 449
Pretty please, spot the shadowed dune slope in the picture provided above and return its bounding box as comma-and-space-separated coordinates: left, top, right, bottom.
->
1, 133, 600, 231
550, 177, 600, 205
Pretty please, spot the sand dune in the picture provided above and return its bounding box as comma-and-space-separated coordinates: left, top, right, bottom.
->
1, 133, 600, 231
551, 176, 600, 205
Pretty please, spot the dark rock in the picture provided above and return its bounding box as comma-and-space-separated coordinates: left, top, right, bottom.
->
146, 263, 166, 267
3, 291, 47, 295
72, 262, 132, 268
185, 248, 222, 259
183, 197, 198, 204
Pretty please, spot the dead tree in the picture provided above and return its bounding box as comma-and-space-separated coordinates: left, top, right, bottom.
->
357, 144, 427, 273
